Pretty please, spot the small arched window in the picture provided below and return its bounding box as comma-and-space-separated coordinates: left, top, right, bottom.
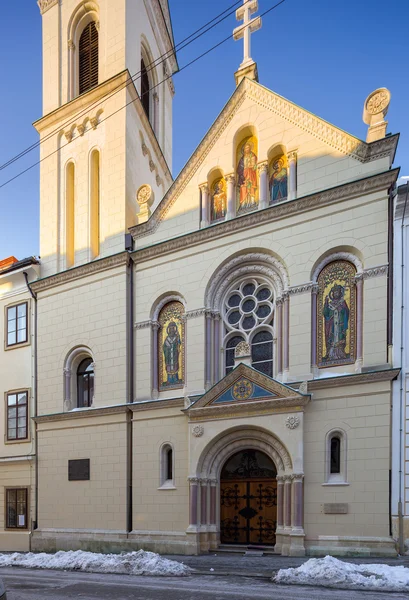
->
77, 358, 94, 408
325, 430, 347, 484
79, 22, 99, 94
141, 58, 150, 120
330, 436, 341, 474
159, 443, 175, 488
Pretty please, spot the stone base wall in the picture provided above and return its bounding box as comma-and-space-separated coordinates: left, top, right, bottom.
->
391, 515, 409, 555
305, 535, 397, 557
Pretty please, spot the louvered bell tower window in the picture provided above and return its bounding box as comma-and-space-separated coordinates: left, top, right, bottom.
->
141, 58, 150, 120
79, 22, 99, 95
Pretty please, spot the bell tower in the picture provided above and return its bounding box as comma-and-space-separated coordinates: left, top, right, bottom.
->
35, 0, 177, 277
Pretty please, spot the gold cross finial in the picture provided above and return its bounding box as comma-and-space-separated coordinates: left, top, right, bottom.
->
233, 0, 262, 69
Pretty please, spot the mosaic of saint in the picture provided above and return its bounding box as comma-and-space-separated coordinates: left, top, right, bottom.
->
158, 301, 185, 390
236, 136, 258, 213
317, 261, 356, 368
269, 154, 288, 204
211, 177, 227, 222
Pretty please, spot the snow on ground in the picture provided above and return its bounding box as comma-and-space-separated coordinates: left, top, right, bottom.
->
274, 555, 409, 592
0, 549, 190, 577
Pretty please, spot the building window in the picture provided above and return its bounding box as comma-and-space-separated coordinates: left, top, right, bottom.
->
7, 391, 28, 441
222, 279, 274, 376
141, 58, 150, 120
77, 358, 94, 408
6, 302, 28, 347
159, 443, 175, 488
325, 429, 347, 484
79, 21, 99, 95
6, 488, 28, 529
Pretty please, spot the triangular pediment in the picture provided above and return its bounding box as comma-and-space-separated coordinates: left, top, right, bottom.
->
130, 77, 397, 241
186, 364, 309, 419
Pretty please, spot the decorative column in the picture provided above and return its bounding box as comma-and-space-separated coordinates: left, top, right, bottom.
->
258, 162, 268, 210
288, 151, 297, 200
284, 476, 292, 530
283, 292, 290, 378
355, 274, 364, 371
291, 474, 304, 532
68, 40, 75, 101
200, 184, 210, 228
200, 479, 208, 528
205, 310, 213, 390
276, 297, 283, 377
188, 477, 199, 529
151, 321, 160, 399
274, 475, 285, 553
63, 367, 71, 410
311, 284, 319, 373
209, 479, 217, 527
226, 174, 236, 220
153, 92, 159, 137
213, 314, 221, 383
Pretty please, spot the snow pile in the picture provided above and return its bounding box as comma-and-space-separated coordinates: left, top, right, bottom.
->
274, 555, 409, 592
0, 549, 190, 577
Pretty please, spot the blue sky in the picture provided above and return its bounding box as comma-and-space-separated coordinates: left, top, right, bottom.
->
0, 0, 408, 260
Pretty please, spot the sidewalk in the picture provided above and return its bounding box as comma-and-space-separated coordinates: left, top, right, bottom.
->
163, 553, 409, 579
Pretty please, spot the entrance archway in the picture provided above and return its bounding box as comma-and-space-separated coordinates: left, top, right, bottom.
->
220, 449, 277, 545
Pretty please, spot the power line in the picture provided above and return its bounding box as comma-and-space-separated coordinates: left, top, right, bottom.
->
0, 0, 244, 172
0, 0, 286, 191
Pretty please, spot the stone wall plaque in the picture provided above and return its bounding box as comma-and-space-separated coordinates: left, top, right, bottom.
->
68, 459, 90, 481
323, 503, 348, 514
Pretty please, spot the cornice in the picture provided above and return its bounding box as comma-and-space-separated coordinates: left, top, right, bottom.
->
37, 0, 59, 15
31, 252, 129, 293
130, 169, 399, 263
291, 368, 400, 391
129, 398, 184, 412
188, 397, 309, 421
287, 265, 388, 295
34, 404, 130, 424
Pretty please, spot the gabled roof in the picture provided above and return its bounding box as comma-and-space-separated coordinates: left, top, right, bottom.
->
186, 363, 310, 420
130, 77, 398, 240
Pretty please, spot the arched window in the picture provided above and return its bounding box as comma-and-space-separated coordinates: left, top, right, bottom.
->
223, 278, 274, 377
77, 358, 94, 408
90, 149, 100, 259
65, 161, 75, 268
325, 429, 347, 484
159, 443, 175, 488
141, 58, 150, 120
79, 22, 99, 95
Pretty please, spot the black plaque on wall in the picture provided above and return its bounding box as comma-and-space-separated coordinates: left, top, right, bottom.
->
68, 459, 90, 481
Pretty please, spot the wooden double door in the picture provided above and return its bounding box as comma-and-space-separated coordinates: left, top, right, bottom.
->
220, 450, 277, 546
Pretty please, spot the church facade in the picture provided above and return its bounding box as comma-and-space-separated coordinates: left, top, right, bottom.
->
10, 0, 401, 556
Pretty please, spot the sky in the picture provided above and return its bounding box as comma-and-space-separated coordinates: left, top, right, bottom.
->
0, 0, 408, 260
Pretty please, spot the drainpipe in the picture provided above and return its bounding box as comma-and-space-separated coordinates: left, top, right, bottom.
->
23, 272, 38, 550
126, 252, 134, 534
398, 183, 409, 555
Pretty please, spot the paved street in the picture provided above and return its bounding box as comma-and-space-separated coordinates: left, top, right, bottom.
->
1, 567, 408, 600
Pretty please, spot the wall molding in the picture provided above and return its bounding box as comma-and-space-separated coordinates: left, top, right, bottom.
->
37, 0, 59, 14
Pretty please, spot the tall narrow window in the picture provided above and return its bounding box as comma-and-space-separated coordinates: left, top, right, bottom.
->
90, 150, 100, 258
330, 436, 341, 474
66, 162, 75, 268
160, 443, 175, 488
6, 302, 28, 347
7, 391, 28, 441
166, 448, 173, 481
325, 430, 347, 484
141, 58, 150, 119
6, 488, 28, 529
77, 358, 94, 408
79, 22, 99, 94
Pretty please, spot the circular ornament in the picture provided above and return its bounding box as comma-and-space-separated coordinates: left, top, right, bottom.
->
192, 425, 204, 437
232, 378, 253, 401
286, 415, 300, 430
137, 184, 153, 206
366, 90, 390, 115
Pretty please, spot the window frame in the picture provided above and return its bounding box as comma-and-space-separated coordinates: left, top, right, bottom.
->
76, 358, 94, 409
5, 390, 29, 443
5, 487, 28, 530
5, 301, 29, 349
158, 443, 176, 490
323, 429, 348, 486
78, 20, 99, 95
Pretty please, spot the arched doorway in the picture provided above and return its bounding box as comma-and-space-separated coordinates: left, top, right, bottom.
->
220, 449, 277, 545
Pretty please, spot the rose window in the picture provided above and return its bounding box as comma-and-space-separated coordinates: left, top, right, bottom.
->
223, 278, 274, 377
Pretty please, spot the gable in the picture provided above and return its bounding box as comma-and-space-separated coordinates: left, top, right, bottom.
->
130, 77, 398, 245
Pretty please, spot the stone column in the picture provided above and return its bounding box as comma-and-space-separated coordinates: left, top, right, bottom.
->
205, 311, 213, 390
283, 293, 290, 377
258, 162, 268, 210
311, 284, 319, 372
153, 92, 159, 137
276, 298, 283, 377
200, 184, 210, 228
284, 476, 292, 529
68, 40, 75, 101
288, 151, 297, 200
213, 314, 221, 383
63, 367, 71, 410
355, 274, 364, 371
209, 479, 217, 526
274, 475, 285, 554
151, 321, 160, 399
291, 474, 304, 531
200, 479, 208, 527
188, 478, 199, 528
226, 174, 236, 220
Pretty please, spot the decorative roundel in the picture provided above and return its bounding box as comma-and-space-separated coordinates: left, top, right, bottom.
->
232, 378, 254, 401
224, 278, 274, 332
365, 89, 390, 115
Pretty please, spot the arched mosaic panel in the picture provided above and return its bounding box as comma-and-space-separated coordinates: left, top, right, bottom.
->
236, 135, 258, 213
317, 261, 356, 368
211, 177, 227, 222
269, 154, 288, 204
158, 301, 185, 391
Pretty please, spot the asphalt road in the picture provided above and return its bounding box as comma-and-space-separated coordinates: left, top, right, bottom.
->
1, 568, 408, 600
